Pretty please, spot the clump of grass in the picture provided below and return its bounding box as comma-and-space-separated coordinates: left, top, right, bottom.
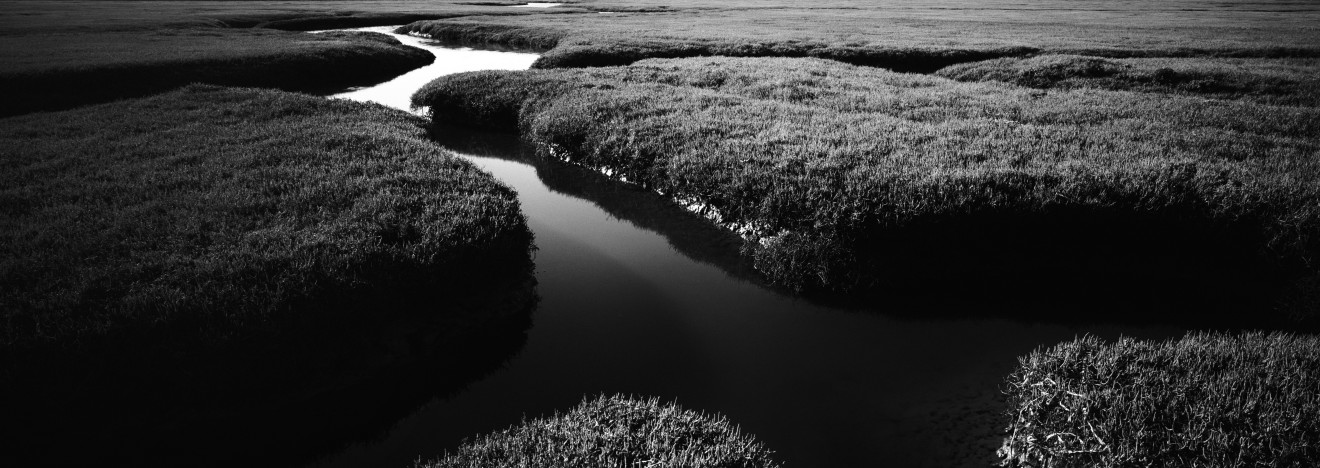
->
416, 395, 780, 468
0, 29, 432, 117
413, 57, 1320, 317
999, 332, 1320, 467
0, 84, 531, 352
938, 55, 1320, 106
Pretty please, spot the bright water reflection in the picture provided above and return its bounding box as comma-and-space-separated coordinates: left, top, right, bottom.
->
309, 28, 1185, 468
327, 27, 538, 113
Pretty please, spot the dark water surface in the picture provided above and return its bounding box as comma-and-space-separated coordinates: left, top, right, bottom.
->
312, 27, 1185, 468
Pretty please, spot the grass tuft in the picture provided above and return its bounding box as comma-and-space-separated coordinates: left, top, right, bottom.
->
999, 332, 1320, 467
416, 395, 781, 468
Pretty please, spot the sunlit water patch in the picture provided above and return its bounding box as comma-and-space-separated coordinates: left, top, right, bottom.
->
319, 26, 537, 113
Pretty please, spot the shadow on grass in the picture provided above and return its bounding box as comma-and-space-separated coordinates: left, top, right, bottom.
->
778, 212, 1320, 332
0, 256, 539, 468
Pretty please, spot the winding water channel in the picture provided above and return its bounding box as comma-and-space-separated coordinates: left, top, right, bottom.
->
312, 27, 1185, 468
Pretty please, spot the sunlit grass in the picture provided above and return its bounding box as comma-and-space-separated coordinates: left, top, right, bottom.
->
0, 30, 434, 117
402, 0, 1320, 70
0, 85, 531, 351
414, 56, 1320, 309
1000, 332, 1320, 467
937, 55, 1320, 107
417, 395, 780, 468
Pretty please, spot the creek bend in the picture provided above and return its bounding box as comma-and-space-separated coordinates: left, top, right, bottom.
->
311, 27, 1184, 468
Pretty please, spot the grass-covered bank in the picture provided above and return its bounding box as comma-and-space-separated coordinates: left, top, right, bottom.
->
0, 29, 432, 117
0, 85, 537, 466
999, 332, 1320, 467
400, 0, 1320, 71
415, 395, 780, 468
0, 0, 597, 117
937, 55, 1320, 107
1, 84, 531, 350
401, 20, 1036, 72
413, 57, 1320, 323
429, 124, 762, 285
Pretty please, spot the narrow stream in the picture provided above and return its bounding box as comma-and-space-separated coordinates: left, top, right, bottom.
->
311, 27, 1184, 468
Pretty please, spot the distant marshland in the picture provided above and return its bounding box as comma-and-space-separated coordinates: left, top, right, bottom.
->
2, 0, 1319, 467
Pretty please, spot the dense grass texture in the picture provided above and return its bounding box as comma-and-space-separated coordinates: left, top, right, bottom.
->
401, 0, 1320, 70
416, 395, 780, 468
0, 0, 570, 33
0, 84, 530, 351
937, 55, 1320, 107
999, 332, 1320, 467
0, 29, 433, 117
402, 19, 1035, 72
0, 0, 596, 116
413, 57, 1320, 313
4, 0, 1315, 115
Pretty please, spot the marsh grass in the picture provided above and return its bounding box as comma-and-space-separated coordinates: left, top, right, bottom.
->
402, 0, 1320, 71
403, 19, 1037, 71
238, 7, 586, 31
0, 0, 542, 33
0, 85, 537, 466
938, 55, 1320, 107
402, 21, 566, 52
999, 332, 1320, 467
0, 0, 591, 117
414, 57, 1320, 320
0, 29, 433, 117
0, 84, 531, 353
430, 123, 763, 285
416, 395, 780, 468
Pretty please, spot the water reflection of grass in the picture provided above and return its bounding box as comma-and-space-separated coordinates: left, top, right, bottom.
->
430, 124, 762, 285
416, 395, 780, 468
0, 86, 537, 466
